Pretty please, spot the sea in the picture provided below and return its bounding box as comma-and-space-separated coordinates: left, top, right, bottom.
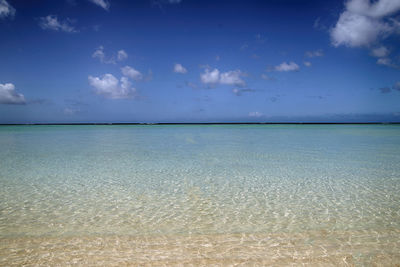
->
0, 124, 399, 265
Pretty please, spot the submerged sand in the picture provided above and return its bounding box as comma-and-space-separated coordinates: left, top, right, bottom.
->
1, 229, 400, 266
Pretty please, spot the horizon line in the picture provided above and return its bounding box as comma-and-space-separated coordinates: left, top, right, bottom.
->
1, 122, 400, 126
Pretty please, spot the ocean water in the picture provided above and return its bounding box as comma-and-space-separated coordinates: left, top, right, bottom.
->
0, 124, 400, 265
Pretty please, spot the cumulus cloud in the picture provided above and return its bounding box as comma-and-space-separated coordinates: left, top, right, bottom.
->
220, 70, 246, 86
174, 63, 187, 74
121, 66, 143, 81
0, 83, 26, 105
88, 0, 110, 10
331, 0, 400, 48
371, 46, 400, 69
39, 15, 77, 33
304, 61, 312, 67
331, 11, 391, 47
370, 46, 390, 57
92, 46, 118, 64
305, 50, 324, 58
92, 46, 105, 61
117, 50, 128, 61
0, 0, 15, 19
274, 62, 300, 72
329, 2, 400, 70
249, 111, 263, 117
200, 68, 246, 86
346, 0, 400, 18
88, 74, 135, 99
200, 68, 220, 84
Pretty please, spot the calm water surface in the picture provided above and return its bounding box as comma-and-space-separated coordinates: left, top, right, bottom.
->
0, 125, 400, 265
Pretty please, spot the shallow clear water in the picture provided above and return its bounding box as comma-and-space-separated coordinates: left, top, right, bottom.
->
1, 125, 400, 265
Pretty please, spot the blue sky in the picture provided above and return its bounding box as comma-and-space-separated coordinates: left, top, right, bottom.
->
0, 0, 399, 123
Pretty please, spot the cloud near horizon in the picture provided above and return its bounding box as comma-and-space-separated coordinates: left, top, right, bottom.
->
0, 83, 26, 105
249, 111, 263, 117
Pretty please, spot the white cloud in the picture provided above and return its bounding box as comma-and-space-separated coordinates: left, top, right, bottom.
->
331, 0, 400, 47
377, 57, 391, 65
88, 0, 110, 11
92, 46, 105, 61
370, 46, 389, 57
121, 66, 143, 81
331, 11, 390, 47
117, 50, 128, 61
220, 70, 246, 86
88, 74, 136, 99
0, 83, 26, 105
200, 68, 246, 86
39, 15, 77, 33
200, 68, 220, 84
304, 61, 312, 67
174, 63, 187, 74
305, 50, 324, 58
120, 76, 131, 92
376, 57, 399, 68
274, 62, 300, 72
92, 46, 117, 64
346, 0, 400, 18
0, 0, 15, 19
249, 111, 263, 117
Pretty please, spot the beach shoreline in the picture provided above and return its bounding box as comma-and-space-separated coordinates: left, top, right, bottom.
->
1, 229, 399, 265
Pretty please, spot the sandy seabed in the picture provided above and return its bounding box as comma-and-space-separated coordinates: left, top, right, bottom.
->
1, 229, 400, 266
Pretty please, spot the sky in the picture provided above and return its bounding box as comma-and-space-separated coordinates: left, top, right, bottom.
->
0, 0, 399, 123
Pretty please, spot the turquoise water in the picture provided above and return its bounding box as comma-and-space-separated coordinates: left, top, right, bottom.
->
1, 125, 400, 264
